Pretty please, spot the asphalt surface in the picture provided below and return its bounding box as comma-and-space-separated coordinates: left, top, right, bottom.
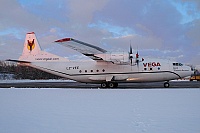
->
0, 81, 199, 89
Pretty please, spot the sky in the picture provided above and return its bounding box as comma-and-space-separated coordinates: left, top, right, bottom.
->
0, 0, 200, 65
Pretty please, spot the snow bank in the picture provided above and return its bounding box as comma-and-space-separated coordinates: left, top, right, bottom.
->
0, 89, 199, 133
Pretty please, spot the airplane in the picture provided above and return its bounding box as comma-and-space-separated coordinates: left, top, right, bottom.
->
8, 32, 194, 88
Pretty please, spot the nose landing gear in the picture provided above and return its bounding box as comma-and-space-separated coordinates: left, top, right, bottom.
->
164, 82, 170, 88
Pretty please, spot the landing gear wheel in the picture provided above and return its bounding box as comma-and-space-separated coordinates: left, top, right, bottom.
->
114, 83, 118, 88
101, 82, 107, 88
108, 82, 115, 88
101, 82, 118, 88
164, 82, 170, 88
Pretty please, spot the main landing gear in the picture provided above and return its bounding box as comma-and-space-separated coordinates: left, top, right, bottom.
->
101, 82, 118, 88
101, 82, 170, 88
164, 82, 170, 88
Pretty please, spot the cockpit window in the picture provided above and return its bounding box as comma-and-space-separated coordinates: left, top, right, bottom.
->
179, 63, 183, 66
173, 63, 183, 66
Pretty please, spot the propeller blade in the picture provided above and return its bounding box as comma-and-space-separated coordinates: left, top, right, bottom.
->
129, 45, 133, 65
136, 51, 139, 59
136, 51, 139, 65
130, 45, 133, 54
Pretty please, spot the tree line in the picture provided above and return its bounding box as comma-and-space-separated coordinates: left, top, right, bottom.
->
0, 61, 62, 80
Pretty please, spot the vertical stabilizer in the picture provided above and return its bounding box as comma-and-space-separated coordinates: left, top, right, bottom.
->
19, 32, 68, 62
22, 32, 41, 55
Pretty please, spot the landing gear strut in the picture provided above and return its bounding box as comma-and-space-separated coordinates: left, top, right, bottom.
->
164, 82, 170, 88
101, 82, 118, 88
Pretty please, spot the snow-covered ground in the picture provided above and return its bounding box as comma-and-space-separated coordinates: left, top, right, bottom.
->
0, 88, 199, 133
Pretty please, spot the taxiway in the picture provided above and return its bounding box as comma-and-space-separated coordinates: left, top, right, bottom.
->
0, 81, 199, 88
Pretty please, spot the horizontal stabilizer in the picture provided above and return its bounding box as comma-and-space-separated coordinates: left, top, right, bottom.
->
6, 59, 31, 63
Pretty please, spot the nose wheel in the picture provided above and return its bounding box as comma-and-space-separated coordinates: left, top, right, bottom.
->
164, 82, 170, 88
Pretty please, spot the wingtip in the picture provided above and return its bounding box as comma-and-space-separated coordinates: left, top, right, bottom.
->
55, 38, 72, 42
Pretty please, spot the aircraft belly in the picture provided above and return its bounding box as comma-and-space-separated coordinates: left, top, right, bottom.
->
113, 75, 129, 81
88, 76, 107, 81
88, 75, 128, 82
174, 70, 192, 79
72, 71, 181, 83
126, 72, 179, 82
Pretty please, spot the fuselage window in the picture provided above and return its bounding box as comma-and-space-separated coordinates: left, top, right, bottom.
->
173, 63, 178, 66
102, 69, 105, 72
96, 70, 99, 72
91, 70, 93, 72
144, 68, 147, 71
85, 70, 87, 73
150, 68, 152, 71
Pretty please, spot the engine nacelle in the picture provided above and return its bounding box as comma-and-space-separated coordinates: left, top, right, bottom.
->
95, 52, 130, 64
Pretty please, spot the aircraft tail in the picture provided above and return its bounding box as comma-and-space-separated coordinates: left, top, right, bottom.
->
19, 32, 68, 62
22, 32, 41, 56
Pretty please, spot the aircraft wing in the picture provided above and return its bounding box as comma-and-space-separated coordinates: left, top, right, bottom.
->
55, 38, 107, 61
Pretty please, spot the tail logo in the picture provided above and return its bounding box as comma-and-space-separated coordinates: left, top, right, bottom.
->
27, 39, 35, 51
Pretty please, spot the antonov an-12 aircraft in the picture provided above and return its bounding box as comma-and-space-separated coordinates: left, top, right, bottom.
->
8, 32, 194, 88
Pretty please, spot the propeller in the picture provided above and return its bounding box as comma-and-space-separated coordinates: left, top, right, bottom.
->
128, 45, 144, 66
136, 51, 139, 67
129, 45, 133, 65
192, 66, 199, 76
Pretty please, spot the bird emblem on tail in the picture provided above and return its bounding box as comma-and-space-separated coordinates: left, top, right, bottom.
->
27, 39, 35, 51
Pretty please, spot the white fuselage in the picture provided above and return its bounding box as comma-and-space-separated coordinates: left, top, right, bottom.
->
28, 58, 193, 83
